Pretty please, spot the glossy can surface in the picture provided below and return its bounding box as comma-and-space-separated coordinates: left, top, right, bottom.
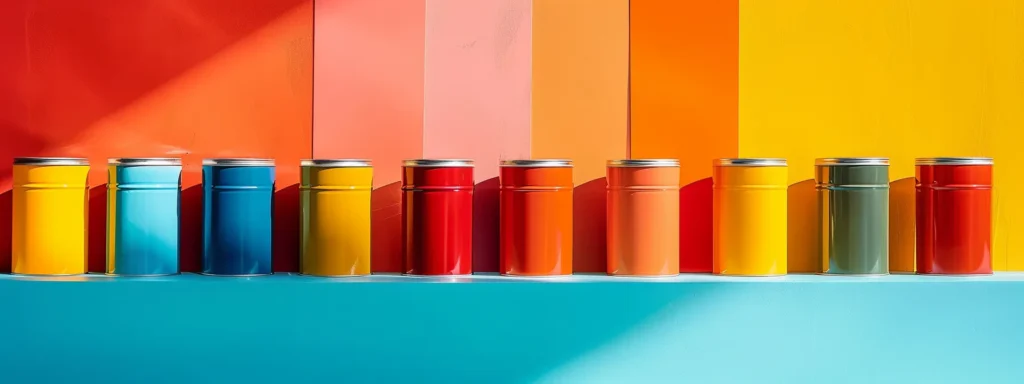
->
402, 160, 474, 275
107, 158, 182, 276
202, 159, 275, 276
816, 158, 889, 275
499, 160, 573, 276
916, 158, 993, 275
300, 160, 373, 276
712, 159, 787, 276
12, 158, 90, 275
606, 160, 680, 276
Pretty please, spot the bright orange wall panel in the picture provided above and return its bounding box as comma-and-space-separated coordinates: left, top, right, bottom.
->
313, 0, 425, 274
532, 0, 628, 273
630, 0, 739, 273
0, 0, 313, 273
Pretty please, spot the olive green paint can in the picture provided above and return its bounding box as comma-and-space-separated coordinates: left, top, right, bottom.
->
815, 158, 889, 275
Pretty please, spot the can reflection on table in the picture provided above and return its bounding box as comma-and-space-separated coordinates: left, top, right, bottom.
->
916, 157, 993, 275
816, 158, 890, 275
713, 158, 787, 276
606, 159, 680, 276
300, 159, 373, 277
12, 157, 90, 275
106, 158, 182, 276
202, 158, 275, 276
499, 160, 573, 276
402, 159, 474, 275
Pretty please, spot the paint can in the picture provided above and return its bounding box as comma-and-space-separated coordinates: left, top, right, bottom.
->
202, 158, 275, 276
11, 157, 90, 275
916, 157, 993, 275
606, 159, 680, 276
106, 158, 182, 276
816, 158, 889, 275
712, 158, 787, 276
499, 160, 573, 276
402, 159, 474, 275
300, 159, 373, 277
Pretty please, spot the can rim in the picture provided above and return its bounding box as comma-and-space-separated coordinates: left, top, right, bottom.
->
13, 157, 89, 166
915, 157, 993, 166
500, 159, 573, 167
713, 158, 787, 167
202, 158, 275, 166
815, 157, 890, 166
109, 157, 182, 166
607, 159, 680, 167
402, 159, 474, 167
300, 159, 372, 167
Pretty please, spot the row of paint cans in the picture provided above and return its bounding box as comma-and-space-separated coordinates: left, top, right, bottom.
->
6, 156, 994, 277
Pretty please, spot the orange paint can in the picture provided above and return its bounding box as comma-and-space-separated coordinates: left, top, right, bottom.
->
499, 160, 574, 276
606, 159, 681, 276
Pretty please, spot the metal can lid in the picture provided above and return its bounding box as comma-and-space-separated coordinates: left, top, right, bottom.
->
13, 157, 89, 166
202, 158, 275, 166
815, 157, 890, 166
607, 159, 680, 167
500, 159, 573, 167
713, 158, 787, 167
109, 157, 182, 166
402, 159, 474, 167
915, 157, 993, 166
300, 159, 372, 167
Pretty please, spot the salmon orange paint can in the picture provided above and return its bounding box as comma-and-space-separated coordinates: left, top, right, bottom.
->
402, 159, 474, 275
300, 159, 373, 277
499, 160, 573, 276
712, 158, 788, 276
606, 159, 680, 276
916, 157, 993, 275
11, 157, 90, 275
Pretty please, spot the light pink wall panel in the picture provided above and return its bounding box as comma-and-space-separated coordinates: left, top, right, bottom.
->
313, 0, 426, 273
422, 0, 532, 272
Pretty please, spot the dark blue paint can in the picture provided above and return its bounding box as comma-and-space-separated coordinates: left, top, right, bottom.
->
202, 158, 275, 276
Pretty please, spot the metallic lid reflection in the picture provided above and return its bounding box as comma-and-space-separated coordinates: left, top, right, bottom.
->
13, 157, 89, 166
915, 157, 993, 166
301, 159, 372, 167
402, 159, 474, 167
815, 158, 890, 166
713, 158, 787, 167
607, 159, 680, 167
500, 159, 573, 167
109, 158, 182, 166
202, 158, 275, 166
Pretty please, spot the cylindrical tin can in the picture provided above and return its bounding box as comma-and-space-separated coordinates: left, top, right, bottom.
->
916, 157, 993, 275
816, 158, 890, 275
402, 159, 474, 275
606, 159, 680, 276
202, 158, 275, 276
106, 158, 182, 276
300, 159, 373, 277
11, 157, 90, 275
499, 159, 573, 276
712, 158, 788, 276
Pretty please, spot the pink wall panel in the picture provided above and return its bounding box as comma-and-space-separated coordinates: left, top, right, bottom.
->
313, 0, 426, 273
422, 0, 532, 272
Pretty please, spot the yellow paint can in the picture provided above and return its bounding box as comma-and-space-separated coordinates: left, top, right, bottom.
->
12, 157, 90, 275
300, 159, 373, 276
712, 158, 788, 276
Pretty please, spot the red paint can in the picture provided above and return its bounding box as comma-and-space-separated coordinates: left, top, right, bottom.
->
402, 159, 475, 275
499, 160, 574, 276
916, 157, 993, 275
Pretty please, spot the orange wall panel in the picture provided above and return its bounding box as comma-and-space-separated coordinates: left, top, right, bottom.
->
313, 0, 426, 273
630, 0, 739, 273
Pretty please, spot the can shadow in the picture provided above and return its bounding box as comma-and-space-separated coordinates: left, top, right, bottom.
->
87, 185, 107, 272
573, 178, 607, 273
473, 177, 500, 273
0, 190, 10, 272
371, 182, 403, 273
787, 179, 818, 273
180, 184, 204, 273
889, 177, 916, 273
273, 184, 300, 272
680, 177, 712, 273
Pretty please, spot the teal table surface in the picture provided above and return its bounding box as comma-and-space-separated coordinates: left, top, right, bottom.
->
1, 273, 1022, 383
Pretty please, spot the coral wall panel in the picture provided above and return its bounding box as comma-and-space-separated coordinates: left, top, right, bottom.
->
630, 0, 739, 273
313, 0, 425, 274
0, 0, 313, 273
531, 0, 628, 273
739, 0, 1024, 271
423, 0, 532, 273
